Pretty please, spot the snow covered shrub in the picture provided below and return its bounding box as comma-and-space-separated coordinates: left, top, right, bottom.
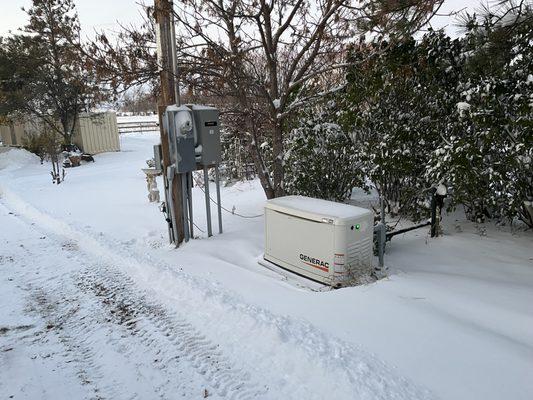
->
22, 129, 65, 184
284, 111, 365, 202
342, 31, 462, 220
220, 127, 256, 181
426, 6, 533, 227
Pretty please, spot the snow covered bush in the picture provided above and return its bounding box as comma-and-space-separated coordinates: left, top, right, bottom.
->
341, 31, 462, 220
336, 7, 532, 227
22, 129, 65, 184
426, 6, 533, 227
220, 127, 256, 181
284, 110, 365, 202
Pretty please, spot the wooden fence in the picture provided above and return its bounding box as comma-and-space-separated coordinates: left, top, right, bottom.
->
117, 121, 159, 134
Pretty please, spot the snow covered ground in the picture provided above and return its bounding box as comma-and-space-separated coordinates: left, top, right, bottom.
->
1, 132, 532, 400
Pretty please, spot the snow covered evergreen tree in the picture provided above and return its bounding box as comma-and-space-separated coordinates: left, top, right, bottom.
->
426, 3, 533, 227
341, 30, 462, 220
336, 3, 531, 227
0, 0, 100, 145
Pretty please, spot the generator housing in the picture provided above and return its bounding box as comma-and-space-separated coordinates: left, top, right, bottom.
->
264, 196, 374, 286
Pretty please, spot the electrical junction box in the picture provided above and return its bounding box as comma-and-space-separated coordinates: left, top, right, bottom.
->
187, 104, 221, 166
264, 195, 374, 286
165, 105, 196, 173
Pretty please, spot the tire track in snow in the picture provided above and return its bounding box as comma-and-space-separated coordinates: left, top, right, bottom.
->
74, 265, 264, 400
21, 267, 118, 399
1, 199, 265, 400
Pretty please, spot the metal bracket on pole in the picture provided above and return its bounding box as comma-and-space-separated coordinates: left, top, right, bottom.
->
162, 174, 174, 244
166, 165, 179, 245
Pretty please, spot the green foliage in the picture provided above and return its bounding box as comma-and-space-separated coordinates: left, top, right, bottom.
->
426, 9, 533, 225
220, 128, 255, 181
22, 130, 63, 164
341, 30, 463, 220
22, 132, 48, 162
335, 3, 532, 226
284, 108, 366, 202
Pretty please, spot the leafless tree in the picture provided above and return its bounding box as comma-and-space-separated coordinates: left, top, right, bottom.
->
87, 0, 444, 198
120, 86, 158, 114
172, 0, 445, 197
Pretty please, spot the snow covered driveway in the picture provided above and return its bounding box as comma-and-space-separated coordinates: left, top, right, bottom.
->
0, 193, 432, 400
0, 202, 264, 399
1, 132, 532, 400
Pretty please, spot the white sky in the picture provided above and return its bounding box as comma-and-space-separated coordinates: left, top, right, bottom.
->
0, 0, 480, 38
0, 0, 149, 38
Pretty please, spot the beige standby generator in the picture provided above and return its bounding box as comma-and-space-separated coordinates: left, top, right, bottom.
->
264, 196, 374, 286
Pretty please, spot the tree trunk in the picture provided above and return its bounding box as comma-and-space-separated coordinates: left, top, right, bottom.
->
272, 122, 284, 197
245, 113, 275, 199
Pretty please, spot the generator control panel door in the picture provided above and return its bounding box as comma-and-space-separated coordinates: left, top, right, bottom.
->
265, 210, 334, 282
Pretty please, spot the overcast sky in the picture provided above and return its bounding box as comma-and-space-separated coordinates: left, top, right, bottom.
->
1, 0, 479, 38
1, 0, 148, 37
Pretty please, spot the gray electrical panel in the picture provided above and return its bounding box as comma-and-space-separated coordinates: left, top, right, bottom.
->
187, 104, 221, 166
160, 103, 223, 243
164, 105, 196, 173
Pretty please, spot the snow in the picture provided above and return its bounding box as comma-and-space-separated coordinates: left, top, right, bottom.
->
172, 105, 194, 133
436, 184, 447, 196
456, 101, 471, 117
0, 148, 40, 171
266, 195, 372, 224
456, 101, 470, 111
1, 131, 532, 400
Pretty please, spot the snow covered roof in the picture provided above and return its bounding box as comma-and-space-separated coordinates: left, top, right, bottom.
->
265, 195, 372, 225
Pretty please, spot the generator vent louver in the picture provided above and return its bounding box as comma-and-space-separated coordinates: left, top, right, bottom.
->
347, 237, 372, 272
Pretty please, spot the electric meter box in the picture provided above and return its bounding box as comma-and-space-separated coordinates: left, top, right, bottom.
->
187, 104, 221, 166
264, 195, 374, 286
165, 105, 196, 173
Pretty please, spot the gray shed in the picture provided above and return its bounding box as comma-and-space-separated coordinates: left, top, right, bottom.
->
72, 112, 120, 154
0, 112, 120, 154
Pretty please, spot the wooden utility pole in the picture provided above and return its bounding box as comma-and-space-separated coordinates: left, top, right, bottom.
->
154, 0, 184, 245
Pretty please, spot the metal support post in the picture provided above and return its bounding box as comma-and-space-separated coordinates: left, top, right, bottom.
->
187, 172, 194, 238
374, 224, 386, 269
377, 194, 386, 268
181, 173, 190, 242
215, 165, 223, 234
203, 166, 213, 237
